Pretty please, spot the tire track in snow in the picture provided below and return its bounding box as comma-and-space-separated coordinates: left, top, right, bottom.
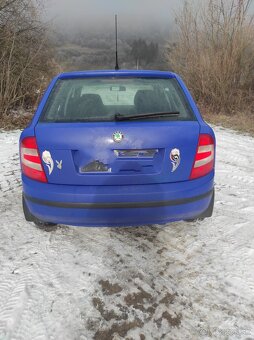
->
0, 277, 29, 340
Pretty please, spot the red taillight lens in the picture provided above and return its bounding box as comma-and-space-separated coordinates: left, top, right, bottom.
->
20, 137, 47, 183
190, 134, 215, 180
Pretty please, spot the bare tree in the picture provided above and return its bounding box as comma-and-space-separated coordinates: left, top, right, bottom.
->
166, 0, 254, 113
0, 0, 57, 119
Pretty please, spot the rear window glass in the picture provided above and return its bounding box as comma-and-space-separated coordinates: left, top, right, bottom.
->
40, 77, 195, 122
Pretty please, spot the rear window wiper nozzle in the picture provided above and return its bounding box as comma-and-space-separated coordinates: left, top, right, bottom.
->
115, 111, 180, 121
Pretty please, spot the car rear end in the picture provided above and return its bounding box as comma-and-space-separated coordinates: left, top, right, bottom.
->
20, 70, 215, 227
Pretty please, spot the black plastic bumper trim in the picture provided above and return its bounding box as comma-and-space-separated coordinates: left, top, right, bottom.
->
24, 189, 214, 210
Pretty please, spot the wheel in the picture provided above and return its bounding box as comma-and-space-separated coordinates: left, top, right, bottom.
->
22, 194, 57, 230
185, 218, 199, 223
33, 218, 57, 231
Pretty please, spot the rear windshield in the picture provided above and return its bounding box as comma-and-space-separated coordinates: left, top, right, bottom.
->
40, 77, 195, 122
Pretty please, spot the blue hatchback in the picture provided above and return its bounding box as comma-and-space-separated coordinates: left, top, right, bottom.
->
20, 70, 215, 227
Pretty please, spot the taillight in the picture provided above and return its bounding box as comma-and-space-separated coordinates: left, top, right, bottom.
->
190, 134, 215, 180
20, 137, 47, 183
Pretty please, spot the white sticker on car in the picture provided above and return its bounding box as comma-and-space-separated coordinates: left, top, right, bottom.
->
170, 148, 181, 172
56, 160, 62, 170
42, 150, 54, 175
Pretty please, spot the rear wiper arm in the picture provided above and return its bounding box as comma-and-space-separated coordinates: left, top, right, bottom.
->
115, 112, 180, 121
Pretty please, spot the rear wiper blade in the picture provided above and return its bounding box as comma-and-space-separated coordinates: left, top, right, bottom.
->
115, 112, 180, 121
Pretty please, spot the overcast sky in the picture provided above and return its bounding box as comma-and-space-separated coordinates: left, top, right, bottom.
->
43, 0, 254, 36
44, 0, 185, 33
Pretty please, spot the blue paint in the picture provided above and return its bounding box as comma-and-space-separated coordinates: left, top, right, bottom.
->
20, 70, 215, 226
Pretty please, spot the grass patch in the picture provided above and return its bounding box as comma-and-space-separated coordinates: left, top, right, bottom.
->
202, 110, 254, 137
0, 112, 33, 130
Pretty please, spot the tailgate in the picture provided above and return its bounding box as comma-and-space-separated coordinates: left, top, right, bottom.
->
35, 121, 200, 186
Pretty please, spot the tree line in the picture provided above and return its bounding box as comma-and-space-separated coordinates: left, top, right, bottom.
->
0, 0, 56, 121
166, 0, 254, 114
129, 39, 159, 68
1, 0, 253, 128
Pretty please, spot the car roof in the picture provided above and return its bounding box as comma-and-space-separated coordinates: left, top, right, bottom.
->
57, 70, 177, 80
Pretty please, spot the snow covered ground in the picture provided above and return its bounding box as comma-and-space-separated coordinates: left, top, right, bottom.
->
0, 126, 254, 340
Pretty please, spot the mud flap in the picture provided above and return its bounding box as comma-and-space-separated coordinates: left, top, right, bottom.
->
22, 193, 57, 228
199, 188, 215, 218
22, 193, 34, 222
185, 189, 214, 222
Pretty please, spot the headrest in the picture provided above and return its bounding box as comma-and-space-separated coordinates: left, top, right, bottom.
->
134, 90, 168, 113
77, 93, 105, 115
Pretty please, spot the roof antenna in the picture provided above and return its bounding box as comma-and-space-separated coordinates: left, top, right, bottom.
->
115, 14, 120, 71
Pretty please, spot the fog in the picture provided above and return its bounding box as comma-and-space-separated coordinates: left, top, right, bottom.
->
43, 0, 254, 42
44, 0, 254, 31
44, 0, 185, 34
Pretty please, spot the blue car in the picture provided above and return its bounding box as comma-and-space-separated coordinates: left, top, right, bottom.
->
20, 70, 215, 227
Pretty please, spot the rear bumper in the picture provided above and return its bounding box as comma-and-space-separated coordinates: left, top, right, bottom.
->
22, 172, 214, 226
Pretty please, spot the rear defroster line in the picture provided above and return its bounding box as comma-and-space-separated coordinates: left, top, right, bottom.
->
24, 190, 213, 209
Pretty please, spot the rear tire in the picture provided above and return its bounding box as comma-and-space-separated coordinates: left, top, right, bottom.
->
33, 219, 58, 231
22, 194, 57, 230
